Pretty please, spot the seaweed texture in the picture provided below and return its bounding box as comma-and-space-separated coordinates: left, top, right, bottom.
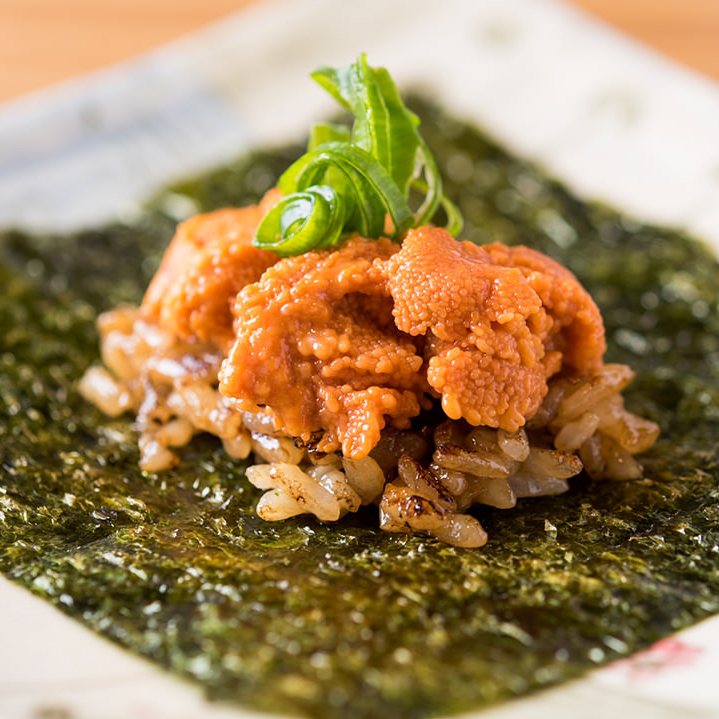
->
1, 101, 719, 719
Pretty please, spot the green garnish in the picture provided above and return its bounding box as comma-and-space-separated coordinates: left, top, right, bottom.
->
253, 54, 462, 256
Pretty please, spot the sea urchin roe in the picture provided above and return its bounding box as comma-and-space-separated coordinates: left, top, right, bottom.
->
219, 235, 430, 459
218, 224, 607, 457
482, 241, 606, 374
383, 227, 606, 431
140, 190, 280, 349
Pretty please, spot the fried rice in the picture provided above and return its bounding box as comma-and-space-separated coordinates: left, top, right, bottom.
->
80, 306, 659, 548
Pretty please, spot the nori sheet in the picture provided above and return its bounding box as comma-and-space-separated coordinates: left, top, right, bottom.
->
1, 100, 719, 719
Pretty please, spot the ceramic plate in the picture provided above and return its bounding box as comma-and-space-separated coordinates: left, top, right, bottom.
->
1, 1, 719, 717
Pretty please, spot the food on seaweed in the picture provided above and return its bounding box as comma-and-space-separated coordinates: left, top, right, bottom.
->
81, 242, 658, 547
5, 93, 719, 719
80, 56, 659, 548
220, 226, 608, 453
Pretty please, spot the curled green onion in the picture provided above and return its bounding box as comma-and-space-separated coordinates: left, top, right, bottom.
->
280, 142, 414, 241
253, 185, 345, 257
253, 54, 462, 255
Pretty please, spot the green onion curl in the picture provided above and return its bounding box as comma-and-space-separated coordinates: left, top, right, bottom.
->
253, 54, 463, 255
253, 185, 345, 257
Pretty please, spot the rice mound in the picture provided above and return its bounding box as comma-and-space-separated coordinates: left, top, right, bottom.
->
80, 307, 660, 548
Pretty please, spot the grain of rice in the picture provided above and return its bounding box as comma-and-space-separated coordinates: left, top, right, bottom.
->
428, 465, 467, 496
306, 464, 362, 514
309, 452, 343, 467
378, 483, 447, 533
100, 330, 143, 380
132, 318, 175, 354
136, 384, 172, 429
155, 417, 194, 448
251, 433, 305, 464
553, 364, 634, 425
166, 379, 241, 439
247, 463, 341, 521
428, 514, 488, 548
594, 397, 660, 454
241, 410, 278, 435
255, 488, 306, 521
497, 428, 530, 461
139, 436, 178, 472
78, 366, 133, 417
97, 305, 136, 335
341, 456, 386, 504
433, 443, 515, 478
147, 354, 219, 384
244, 464, 279, 491
466, 426, 499, 453
222, 431, 252, 459
578, 435, 605, 479
522, 447, 584, 480
598, 435, 643, 481
506, 475, 570, 498
396, 455, 456, 511
554, 412, 601, 452
458, 475, 516, 509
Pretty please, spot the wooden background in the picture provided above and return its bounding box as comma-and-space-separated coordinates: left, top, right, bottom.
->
0, 0, 718, 103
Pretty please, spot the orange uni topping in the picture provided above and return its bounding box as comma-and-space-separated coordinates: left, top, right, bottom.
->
219, 235, 430, 459
140, 190, 280, 349
481, 241, 606, 374
384, 227, 605, 432
145, 205, 606, 458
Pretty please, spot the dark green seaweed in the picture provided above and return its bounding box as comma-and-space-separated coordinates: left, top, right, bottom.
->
1, 99, 719, 719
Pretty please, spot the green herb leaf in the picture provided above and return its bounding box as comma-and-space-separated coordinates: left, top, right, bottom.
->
311, 56, 420, 196
253, 54, 462, 255
307, 122, 350, 150
279, 142, 414, 241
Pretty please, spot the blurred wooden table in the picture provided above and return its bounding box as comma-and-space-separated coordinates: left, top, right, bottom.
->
0, 0, 718, 103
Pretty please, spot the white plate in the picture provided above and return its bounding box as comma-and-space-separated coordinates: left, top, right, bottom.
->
1, 1, 719, 717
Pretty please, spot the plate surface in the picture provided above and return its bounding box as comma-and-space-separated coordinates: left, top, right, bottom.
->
1, 1, 719, 717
